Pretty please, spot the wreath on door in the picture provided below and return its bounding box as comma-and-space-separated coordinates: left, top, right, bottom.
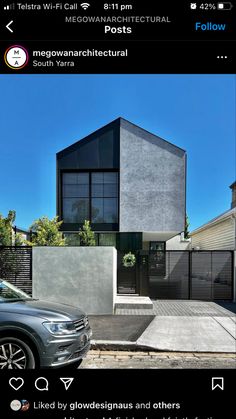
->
122, 252, 136, 268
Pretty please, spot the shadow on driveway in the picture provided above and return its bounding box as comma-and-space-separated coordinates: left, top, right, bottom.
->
89, 315, 154, 341
215, 301, 236, 314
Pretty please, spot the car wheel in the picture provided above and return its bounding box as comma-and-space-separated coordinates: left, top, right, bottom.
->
0, 337, 36, 369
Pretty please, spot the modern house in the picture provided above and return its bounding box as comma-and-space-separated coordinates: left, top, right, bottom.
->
56, 117, 187, 298
57, 117, 186, 251
56, 118, 233, 302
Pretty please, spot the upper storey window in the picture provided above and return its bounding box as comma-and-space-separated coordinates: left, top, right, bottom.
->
91, 172, 118, 223
62, 171, 118, 224
62, 173, 89, 223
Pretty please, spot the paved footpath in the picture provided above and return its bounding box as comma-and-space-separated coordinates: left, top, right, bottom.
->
81, 350, 236, 369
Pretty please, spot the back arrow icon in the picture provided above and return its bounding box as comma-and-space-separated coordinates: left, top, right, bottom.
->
6, 20, 13, 33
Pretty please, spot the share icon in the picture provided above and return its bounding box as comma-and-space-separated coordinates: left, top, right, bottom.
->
60, 377, 74, 390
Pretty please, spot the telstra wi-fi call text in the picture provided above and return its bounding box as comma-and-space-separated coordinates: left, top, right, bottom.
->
11, 3, 85, 11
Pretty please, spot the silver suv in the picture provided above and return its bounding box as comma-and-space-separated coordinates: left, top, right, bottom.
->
0, 279, 91, 369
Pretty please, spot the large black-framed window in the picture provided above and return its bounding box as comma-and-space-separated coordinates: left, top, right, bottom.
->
62, 173, 90, 223
62, 171, 118, 225
91, 172, 118, 223
62, 232, 141, 249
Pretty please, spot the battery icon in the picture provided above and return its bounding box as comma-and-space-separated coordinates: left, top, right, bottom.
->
217, 2, 233, 9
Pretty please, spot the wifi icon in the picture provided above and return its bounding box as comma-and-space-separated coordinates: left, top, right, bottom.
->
80, 2, 90, 9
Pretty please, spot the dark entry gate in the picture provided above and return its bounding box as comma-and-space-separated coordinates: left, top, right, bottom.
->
191, 251, 233, 300
0, 246, 32, 295
148, 251, 190, 299
118, 250, 233, 301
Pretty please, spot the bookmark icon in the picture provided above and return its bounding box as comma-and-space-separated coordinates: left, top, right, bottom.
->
212, 377, 224, 391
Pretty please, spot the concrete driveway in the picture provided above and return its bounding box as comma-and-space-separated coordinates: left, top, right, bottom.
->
135, 301, 236, 353
137, 315, 236, 352
92, 300, 236, 353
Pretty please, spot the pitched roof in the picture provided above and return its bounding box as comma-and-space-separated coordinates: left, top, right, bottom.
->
190, 207, 236, 235
57, 117, 186, 158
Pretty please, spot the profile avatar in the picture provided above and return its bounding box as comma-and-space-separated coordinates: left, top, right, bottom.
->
4, 45, 29, 70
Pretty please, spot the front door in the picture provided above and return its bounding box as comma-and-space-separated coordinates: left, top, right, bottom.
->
117, 251, 138, 294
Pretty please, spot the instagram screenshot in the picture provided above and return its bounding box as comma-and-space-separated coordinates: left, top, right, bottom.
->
0, 0, 235, 418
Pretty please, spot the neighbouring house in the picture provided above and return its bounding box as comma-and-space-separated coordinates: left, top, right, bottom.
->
190, 181, 236, 301
190, 182, 236, 251
13, 226, 30, 243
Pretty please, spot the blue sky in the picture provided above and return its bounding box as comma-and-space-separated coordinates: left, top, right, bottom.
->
0, 74, 235, 231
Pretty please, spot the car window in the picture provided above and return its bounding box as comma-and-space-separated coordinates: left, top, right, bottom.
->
0, 280, 30, 302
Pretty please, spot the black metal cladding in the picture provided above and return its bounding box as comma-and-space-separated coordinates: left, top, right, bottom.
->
56, 120, 120, 169
0, 247, 32, 295
57, 119, 120, 230
116, 233, 142, 252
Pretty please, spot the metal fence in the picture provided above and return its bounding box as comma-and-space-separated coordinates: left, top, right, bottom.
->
191, 251, 233, 300
0, 247, 233, 301
148, 250, 190, 299
0, 246, 32, 295
118, 250, 233, 301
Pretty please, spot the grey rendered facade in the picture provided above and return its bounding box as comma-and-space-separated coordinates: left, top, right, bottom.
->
119, 119, 186, 239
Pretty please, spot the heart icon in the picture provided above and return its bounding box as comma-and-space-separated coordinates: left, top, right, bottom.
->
9, 377, 24, 391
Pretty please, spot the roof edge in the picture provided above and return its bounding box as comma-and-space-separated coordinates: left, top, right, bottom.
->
190, 207, 236, 236
57, 117, 186, 157
119, 117, 186, 153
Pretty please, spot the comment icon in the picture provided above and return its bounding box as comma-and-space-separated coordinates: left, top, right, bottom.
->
35, 377, 49, 391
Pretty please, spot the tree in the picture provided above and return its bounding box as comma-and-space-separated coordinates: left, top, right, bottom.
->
184, 214, 190, 239
14, 233, 25, 246
27, 216, 65, 246
0, 210, 16, 246
0, 210, 21, 281
78, 220, 96, 246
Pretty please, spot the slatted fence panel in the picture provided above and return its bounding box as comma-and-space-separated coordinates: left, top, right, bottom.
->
0, 246, 32, 295
138, 250, 233, 301
149, 251, 189, 299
